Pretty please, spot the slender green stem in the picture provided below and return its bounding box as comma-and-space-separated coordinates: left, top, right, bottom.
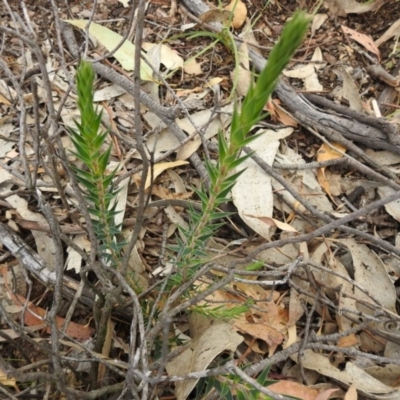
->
175, 11, 310, 284
69, 61, 125, 269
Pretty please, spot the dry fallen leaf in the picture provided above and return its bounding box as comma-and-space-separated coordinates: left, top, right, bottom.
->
232, 41, 251, 96
142, 160, 189, 189
9, 293, 94, 341
0, 366, 18, 391
246, 215, 298, 233
341, 25, 381, 61
325, 0, 383, 16
231, 128, 293, 240
314, 388, 341, 400
225, 0, 247, 29
283, 47, 325, 91
268, 380, 320, 400
166, 320, 243, 400
198, 9, 232, 25
344, 384, 358, 400
311, 14, 328, 37
142, 42, 184, 70
64, 20, 153, 80
267, 100, 298, 127
183, 57, 203, 75
0, 92, 11, 105
316, 142, 346, 200
378, 186, 400, 223
296, 350, 397, 396
375, 17, 400, 47
273, 147, 334, 215
332, 66, 363, 112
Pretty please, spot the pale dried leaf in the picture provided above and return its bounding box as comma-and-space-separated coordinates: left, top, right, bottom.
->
378, 186, 400, 222
165, 205, 189, 231
141, 44, 162, 102
166, 321, 243, 400
268, 380, 320, 400
118, 0, 130, 7
273, 148, 333, 214
66, 234, 90, 273
246, 215, 298, 232
333, 66, 363, 111
145, 104, 232, 159
297, 350, 397, 396
268, 100, 298, 127
284, 47, 324, 79
0, 92, 11, 105
0, 366, 18, 390
0, 80, 17, 102
317, 142, 346, 199
225, 0, 247, 29
311, 242, 356, 332
337, 238, 396, 314
198, 9, 232, 25
122, 232, 149, 290
0, 124, 15, 158
142, 42, 184, 71
283, 324, 298, 349
256, 243, 299, 266
183, 58, 203, 75
375, 18, 400, 47
6, 194, 58, 271
341, 25, 380, 61
311, 14, 328, 36
93, 84, 126, 102
234, 317, 284, 353
176, 103, 233, 160
64, 20, 153, 80
167, 169, 187, 194
233, 41, 251, 96
114, 175, 129, 227
232, 128, 293, 240
284, 47, 325, 91
344, 385, 358, 400
305, 72, 323, 92
369, 148, 400, 166
142, 160, 189, 189
325, 0, 383, 16
365, 365, 400, 387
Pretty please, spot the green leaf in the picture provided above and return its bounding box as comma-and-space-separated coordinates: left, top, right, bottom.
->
98, 145, 112, 173
241, 12, 309, 127
236, 390, 247, 400
226, 153, 253, 170
92, 129, 109, 149
223, 169, 246, 186
205, 160, 219, 185
217, 131, 229, 161
76, 176, 98, 192
194, 188, 209, 207
208, 211, 233, 220
245, 261, 264, 271
257, 364, 272, 386
70, 144, 92, 166
216, 182, 237, 200
230, 108, 244, 147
